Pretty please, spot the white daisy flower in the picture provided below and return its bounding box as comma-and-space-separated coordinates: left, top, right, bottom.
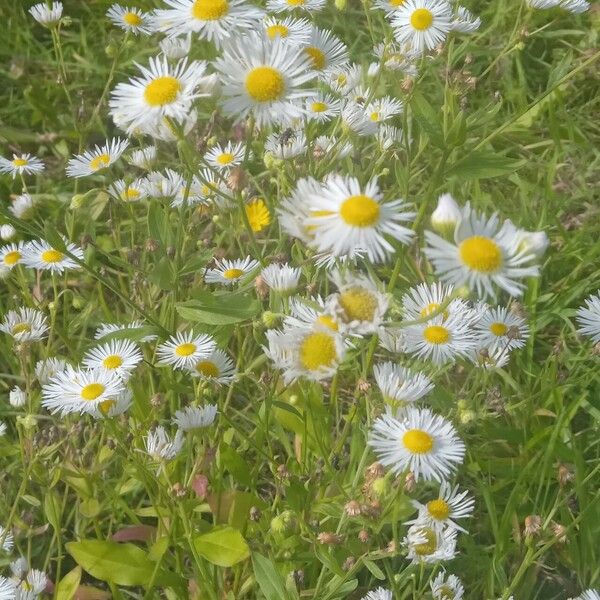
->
106, 4, 152, 34
312, 136, 353, 160
377, 125, 405, 151
265, 129, 306, 159
404, 522, 457, 563
171, 174, 217, 208
305, 175, 415, 263
214, 34, 315, 128
0, 308, 49, 342
372, 41, 419, 75
451, 6, 481, 33
401, 282, 466, 321
364, 96, 404, 125
0, 225, 17, 241
528, 0, 589, 12
0, 525, 14, 552
109, 57, 214, 135
305, 93, 342, 122
373, 0, 409, 14
324, 63, 362, 94
188, 348, 236, 384
95, 319, 158, 342
263, 16, 312, 44
89, 389, 133, 419
261, 263, 301, 294
0, 243, 25, 270
378, 325, 407, 353
431, 193, 462, 236
424, 204, 540, 298
408, 481, 475, 532
0, 153, 44, 178
35, 357, 69, 384
204, 256, 259, 285
574, 592, 600, 600
9, 193, 35, 219
369, 407, 466, 481
29, 1, 63, 26
145, 426, 184, 461
470, 344, 511, 369
266, 0, 326, 13
66, 138, 129, 178
143, 169, 184, 201
474, 306, 529, 351
173, 404, 218, 431
341, 101, 379, 136
285, 296, 341, 332
152, 0, 264, 47
431, 572, 465, 600
515, 229, 549, 260
187, 169, 229, 206
391, 0, 453, 53
108, 178, 149, 202
159, 34, 193, 60
82, 339, 143, 380
0, 576, 15, 598
9, 387, 27, 408
303, 27, 349, 74
127, 145, 157, 169
21, 239, 83, 272
361, 589, 392, 600
14, 569, 48, 597
576, 291, 600, 344
42, 367, 126, 417
205, 141, 246, 171
374, 362, 434, 404
156, 331, 216, 370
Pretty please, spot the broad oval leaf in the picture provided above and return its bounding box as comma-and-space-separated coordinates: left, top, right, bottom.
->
55, 566, 81, 600
193, 526, 250, 567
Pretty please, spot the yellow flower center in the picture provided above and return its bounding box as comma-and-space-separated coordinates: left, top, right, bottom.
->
196, 360, 220, 377
410, 8, 433, 30
11, 322, 31, 335
192, 0, 229, 20
390, 0, 406, 6
336, 74, 347, 86
245, 66, 285, 103
299, 331, 337, 371
266, 24, 289, 39
339, 287, 379, 322
124, 188, 141, 201
99, 399, 116, 415
216, 152, 235, 165
370, 111, 381, 122
41, 249, 64, 263
287, 0, 305, 4
413, 527, 437, 556
490, 322, 507, 336
340, 194, 380, 227
12, 158, 28, 167
222, 268, 244, 280
403, 429, 434, 454
316, 315, 339, 331
305, 47, 326, 70
459, 235, 503, 273
103, 355, 123, 369
123, 11, 142, 25
438, 585, 456, 600
419, 303, 449, 320
427, 498, 450, 521
311, 101, 328, 113
144, 76, 182, 107
81, 383, 105, 401
4, 251, 21, 265
423, 324, 450, 345
175, 342, 197, 356
246, 199, 271, 233
89, 154, 111, 171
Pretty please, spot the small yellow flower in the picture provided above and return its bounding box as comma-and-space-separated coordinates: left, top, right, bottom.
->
245, 199, 271, 233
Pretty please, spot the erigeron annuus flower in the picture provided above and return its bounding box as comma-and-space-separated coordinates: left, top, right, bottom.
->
285, 296, 341, 332
574, 592, 600, 600
576, 291, 600, 344
306, 93, 342, 122
144, 169, 184, 201
305, 175, 415, 263
425, 204, 540, 298
82, 339, 143, 380
303, 28, 349, 74
171, 173, 216, 208
474, 306, 529, 352
0, 225, 17, 241
325, 63, 362, 94
145, 426, 184, 461
29, 1, 63, 26
451, 6, 481, 33
127, 145, 157, 169
369, 407, 466, 481
35, 357, 69, 384
265, 129, 306, 159
152, 0, 264, 47
214, 34, 315, 128
11, 568, 48, 598
109, 57, 214, 135
341, 102, 379, 136
66, 138, 129, 178
9, 387, 27, 408
312, 136, 353, 160
205, 141, 246, 171
0, 153, 44, 178
90, 389, 132, 419
430, 572, 465, 600
431, 193, 462, 237
372, 41, 419, 75
404, 522, 458, 563
107, 4, 152, 34
391, 0, 453, 53
95, 319, 158, 342
0, 575, 15, 598
160, 34, 193, 60
373, 0, 409, 13
42, 367, 126, 416
9, 193, 35, 219
361, 589, 392, 600
204, 256, 260, 285
364, 96, 404, 125
109, 178, 149, 202
401, 282, 475, 323
266, 0, 326, 13
261, 263, 301, 294
0, 308, 49, 342
0, 242, 25, 270
408, 481, 474, 532
379, 326, 406, 353
263, 16, 312, 44
528, 0, 589, 12
188, 348, 236, 383
173, 404, 218, 431
157, 331, 216, 370
21, 239, 83, 272
0, 525, 14, 552
374, 362, 434, 404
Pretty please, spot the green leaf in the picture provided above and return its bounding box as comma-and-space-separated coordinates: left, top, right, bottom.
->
193, 526, 250, 567
363, 559, 385, 580
44, 491, 62, 531
147, 201, 171, 248
177, 292, 260, 325
220, 443, 252, 487
445, 151, 525, 180
251, 554, 290, 600
66, 540, 179, 587
55, 566, 81, 600
410, 90, 445, 148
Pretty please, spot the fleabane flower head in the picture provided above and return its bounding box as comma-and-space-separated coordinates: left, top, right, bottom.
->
0, 153, 44, 178
573, 592, 600, 600
29, 1, 63, 26
0, 243, 25, 270
107, 4, 152, 34
35, 357, 69, 384
285, 296, 341, 333
451, 6, 481, 33
262, 16, 312, 44
66, 138, 129, 178
474, 305, 529, 352
361, 589, 393, 600
374, 362, 434, 405
0, 308, 49, 342
127, 145, 157, 169
265, 129, 307, 160
214, 33, 316, 128
205, 141, 246, 171
391, 0, 453, 54
152, 0, 264, 47
430, 572, 465, 600
95, 319, 158, 342
159, 34, 193, 60
173, 404, 218, 431
306, 93, 342, 122
0, 525, 14, 553
576, 291, 600, 344
369, 407, 466, 481
0, 225, 17, 242
0, 575, 15, 598
109, 57, 214, 136
9, 193, 35, 219
109, 178, 149, 203
425, 204, 540, 298
302, 27, 349, 75
187, 348, 236, 384
267, 0, 326, 13
261, 263, 301, 294
21, 239, 83, 272
431, 193, 462, 237
305, 175, 415, 263
82, 339, 143, 380
204, 256, 259, 285
145, 426, 184, 461
156, 331, 216, 370
12, 568, 48, 598
9, 387, 27, 408
42, 367, 126, 417
404, 521, 458, 563
528, 0, 590, 12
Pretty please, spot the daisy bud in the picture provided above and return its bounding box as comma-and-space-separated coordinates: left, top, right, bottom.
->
459, 408, 476, 425
366, 462, 385, 480
371, 477, 390, 498
557, 463, 574, 487
550, 521, 567, 544
519, 231, 549, 259
404, 471, 417, 493
356, 378, 371, 393
0, 224, 17, 241
431, 193, 461, 237
276, 464, 290, 480
358, 529, 370, 543
145, 238, 160, 253
317, 532, 343, 545
261, 311, 280, 328
344, 500, 362, 517
524, 515, 542, 537
254, 275, 269, 299
9, 387, 27, 408
342, 556, 356, 571
334, 0, 347, 10
226, 167, 247, 192
150, 393, 164, 408
401, 77, 415, 92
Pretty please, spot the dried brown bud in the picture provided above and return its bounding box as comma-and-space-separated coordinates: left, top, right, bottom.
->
356, 378, 371, 393
592, 342, 600, 356
358, 529, 370, 543
171, 482, 186, 498
404, 471, 417, 493
366, 462, 385, 480
550, 521, 567, 544
344, 500, 362, 517
226, 167, 247, 192
145, 238, 160, 252
386, 540, 397, 553
524, 515, 542, 537
342, 556, 356, 571
557, 463, 574, 487
312, 145, 326, 160
276, 464, 290, 480
317, 532, 343, 545
150, 394, 164, 408
254, 275, 269, 299
364, 500, 382, 519
401, 77, 414, 92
